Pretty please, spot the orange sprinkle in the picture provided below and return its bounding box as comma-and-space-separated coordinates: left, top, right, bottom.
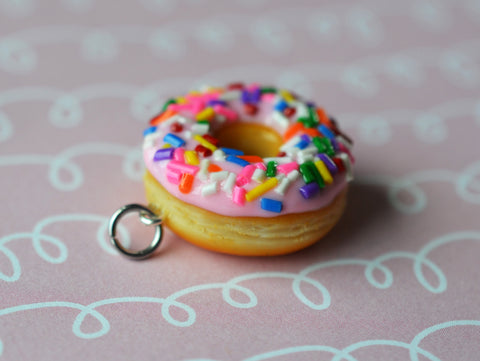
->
179, 173, 194, 194
316, 108, 333, 127
283, 122, 304, 141
238, 155, 263, 163
207, 164, 223, 172
303, 127, 321, 138
149, 109, 177, 126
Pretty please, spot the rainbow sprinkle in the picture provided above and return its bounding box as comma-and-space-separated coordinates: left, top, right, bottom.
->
143, 83, 354, 214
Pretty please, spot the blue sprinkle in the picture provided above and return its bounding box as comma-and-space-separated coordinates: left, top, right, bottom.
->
143, 126, 157, 137
318, 124, 336, 139
274, 100, 288, 112
226, 155, 250, 167
163, 133, 185, 147
221, 147, 244, 156
294, 139, 310, 149
261, 198, 283, 213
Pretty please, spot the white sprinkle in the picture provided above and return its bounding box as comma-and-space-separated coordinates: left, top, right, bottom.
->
219, 90, 241, 101
287, 169, 300, 181
275, 177, 292, 195
294, 101, 309, 118
183, 130, 192, 139
201, 181, 218, 196
252, 168, 266, 183
263, 156, 294, 164
336, 135, 353, 150
280, 135, 301, 151
210, 170, 229, 181
271, 111, 289, 130
198, 159, 210, 181
191, 123, 209, 135
222, 172, 237, 194
213, 149, 226, 161
338, 152, 354, 182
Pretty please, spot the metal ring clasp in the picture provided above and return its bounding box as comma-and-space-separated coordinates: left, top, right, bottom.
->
109, 204, 163, 260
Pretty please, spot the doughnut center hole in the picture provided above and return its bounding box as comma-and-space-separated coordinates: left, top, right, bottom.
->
214, 122, 283, 158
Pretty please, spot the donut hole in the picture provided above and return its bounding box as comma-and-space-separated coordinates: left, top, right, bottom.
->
214, 122, 283, 158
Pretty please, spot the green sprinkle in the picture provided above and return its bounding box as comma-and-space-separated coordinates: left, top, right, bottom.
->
261, 87, 277, 94
266, 161, 277, 177
196, 120, 210, 125
162, 99, 176, 112
298, 117, 316, 128
307, 106, 319, 127
312, 137, 335, 156
299, 162, 315, 184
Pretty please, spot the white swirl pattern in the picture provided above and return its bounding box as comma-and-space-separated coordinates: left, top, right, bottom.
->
1, 0, 479, 359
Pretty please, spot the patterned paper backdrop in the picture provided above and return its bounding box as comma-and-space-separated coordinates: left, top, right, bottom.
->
1, 0, 480, 360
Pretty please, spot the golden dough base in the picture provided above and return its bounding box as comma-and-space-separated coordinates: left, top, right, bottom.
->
144, 170, 347, 256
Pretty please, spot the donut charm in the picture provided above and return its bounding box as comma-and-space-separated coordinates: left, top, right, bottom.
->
140, 83, 354, 256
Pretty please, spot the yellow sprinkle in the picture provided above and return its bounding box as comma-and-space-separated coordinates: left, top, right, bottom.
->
279, 89, 295, 103
193, 134, 217, 152
188, 90, 200, 96
176, 96, 186, 104
245, 178, 278, 202
162, 143, 172, 148
314, 160, 333, 185
184, 150, 199, 165
196, 106, 215, 121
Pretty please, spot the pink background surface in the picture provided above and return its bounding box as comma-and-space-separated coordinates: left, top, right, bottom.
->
1, 0, 480, 360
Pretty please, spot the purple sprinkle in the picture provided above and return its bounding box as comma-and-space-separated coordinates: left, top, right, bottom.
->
207, 99, 226, 107
300, 134, 311, 142
241, 89, 251, 104
250, 87, 261, 103
318, 153, 338, 174
153, 148, 174, 161
299, 182, 320, 199
330, 138, 340, 152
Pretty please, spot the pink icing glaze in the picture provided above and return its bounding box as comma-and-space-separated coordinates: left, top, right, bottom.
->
143, 85, 352, 218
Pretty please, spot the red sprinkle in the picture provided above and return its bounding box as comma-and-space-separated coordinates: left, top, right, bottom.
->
195, 144, 212, 157
202, 134, 219, 146
283, 107, 296, 117
170, 122, 183, 132
332, 157, 345, 173
227, 82, 244, 90
244, 103, 258, 115
277, 151, 287, 157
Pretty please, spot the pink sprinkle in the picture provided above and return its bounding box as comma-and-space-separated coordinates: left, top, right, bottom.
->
190, 99, 206, 114
168, 103, 190, 112
277, 162, 299, 175
213, 104, 238, 121
233, 186, 246, 206
254, 162, 267, 171
166, 168, 181, 184
338, 142, 355, 163
236, 164, 256, 186
173, 148, 185, 162
167, 160, 199, 175
261, 93, 275, 102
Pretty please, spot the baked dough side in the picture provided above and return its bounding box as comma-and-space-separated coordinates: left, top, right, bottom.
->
144, 170, 347, 256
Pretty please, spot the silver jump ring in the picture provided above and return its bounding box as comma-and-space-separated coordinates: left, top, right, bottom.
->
109, 204, 163, 259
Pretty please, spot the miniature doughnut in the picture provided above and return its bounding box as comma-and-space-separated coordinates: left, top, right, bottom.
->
142, 83, 354, 256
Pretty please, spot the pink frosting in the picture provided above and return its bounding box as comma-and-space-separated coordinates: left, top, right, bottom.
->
143, 86, 352, 218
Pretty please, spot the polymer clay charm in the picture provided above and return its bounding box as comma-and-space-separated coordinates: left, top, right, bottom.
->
109, 83, 354, 258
